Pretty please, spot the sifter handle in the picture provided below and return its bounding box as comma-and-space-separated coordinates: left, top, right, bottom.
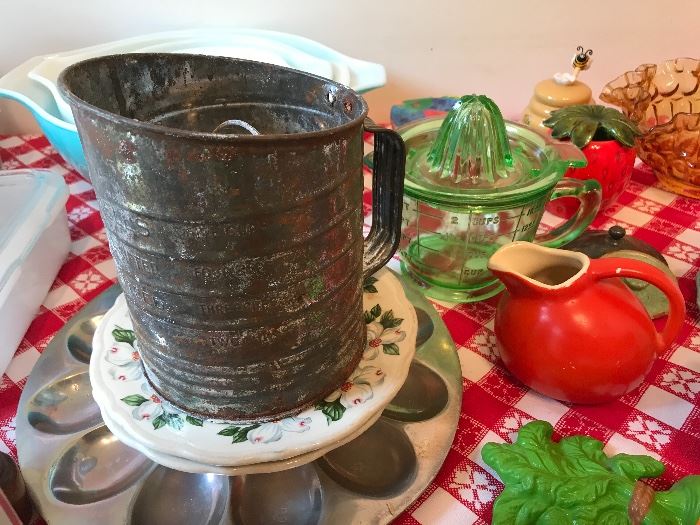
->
362, 119, 406, 278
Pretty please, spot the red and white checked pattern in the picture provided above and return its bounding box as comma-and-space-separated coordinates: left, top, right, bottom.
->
0, 134, 698, 525
361, 133, 700, 524
0, 136, 116, 459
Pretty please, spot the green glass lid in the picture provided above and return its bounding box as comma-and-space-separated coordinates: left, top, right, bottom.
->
398, 95, 587, 207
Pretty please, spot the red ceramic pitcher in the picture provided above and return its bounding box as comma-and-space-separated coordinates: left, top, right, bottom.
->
488, 242, 686, 404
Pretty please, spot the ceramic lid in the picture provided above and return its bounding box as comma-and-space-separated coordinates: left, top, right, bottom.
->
397, 95, 587, 207
563, 225, 667, 263
600, 249, 676, 320
533, 78, 592, 107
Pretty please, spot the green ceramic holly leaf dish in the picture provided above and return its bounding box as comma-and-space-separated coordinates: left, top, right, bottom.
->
482, 420, 700, 524
543, 105, 642, 148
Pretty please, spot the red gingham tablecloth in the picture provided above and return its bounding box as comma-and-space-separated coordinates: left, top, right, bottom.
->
1, 134, 699, 524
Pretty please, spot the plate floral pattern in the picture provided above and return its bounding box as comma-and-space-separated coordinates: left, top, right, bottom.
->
89, 269, 417, 466
96, 396, 384, 476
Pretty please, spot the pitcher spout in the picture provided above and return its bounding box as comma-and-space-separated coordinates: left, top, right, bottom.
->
488, 242, 590, 296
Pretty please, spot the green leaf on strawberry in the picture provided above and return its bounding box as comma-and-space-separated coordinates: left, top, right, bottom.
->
543, 105, 642, 148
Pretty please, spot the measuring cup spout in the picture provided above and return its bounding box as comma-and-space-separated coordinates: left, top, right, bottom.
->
488, 242, 590, 297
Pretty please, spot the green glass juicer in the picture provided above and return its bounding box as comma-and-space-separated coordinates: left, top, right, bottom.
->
388, 95, 601, 302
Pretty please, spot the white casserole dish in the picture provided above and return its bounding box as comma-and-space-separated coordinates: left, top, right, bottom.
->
0, 169, 70, 375
27, 28, 387, 123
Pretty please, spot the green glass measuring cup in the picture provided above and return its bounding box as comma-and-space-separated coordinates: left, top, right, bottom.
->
368, 95, 601, 302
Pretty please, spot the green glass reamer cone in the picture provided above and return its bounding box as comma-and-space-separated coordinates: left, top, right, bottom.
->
427, 95, 514, 185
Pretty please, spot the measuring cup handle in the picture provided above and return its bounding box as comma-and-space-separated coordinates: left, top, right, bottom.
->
362, 118, 406, 278
534, 178, 601, 248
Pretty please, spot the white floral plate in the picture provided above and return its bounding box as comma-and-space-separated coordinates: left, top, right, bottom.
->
89, 269, 417, 466
97, 396, 383, 475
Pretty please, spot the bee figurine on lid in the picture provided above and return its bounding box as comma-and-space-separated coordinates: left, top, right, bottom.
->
522, 46, 594, 132
572, 46, 594, 73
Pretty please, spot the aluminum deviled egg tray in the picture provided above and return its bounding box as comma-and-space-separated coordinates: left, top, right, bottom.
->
17, 274, 461, 525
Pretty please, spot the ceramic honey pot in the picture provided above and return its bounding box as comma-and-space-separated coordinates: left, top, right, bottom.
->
522, 46, 594, 133
488, 242, 685, 404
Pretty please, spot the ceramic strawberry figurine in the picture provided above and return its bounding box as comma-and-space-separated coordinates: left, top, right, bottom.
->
543, 104, 642, 217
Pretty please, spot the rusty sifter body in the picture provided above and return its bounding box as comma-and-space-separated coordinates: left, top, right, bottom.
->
58, 54, 404, 422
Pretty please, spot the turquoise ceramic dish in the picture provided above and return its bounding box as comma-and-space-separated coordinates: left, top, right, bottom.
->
0, 29, 387, 178
0, 56, 86, 175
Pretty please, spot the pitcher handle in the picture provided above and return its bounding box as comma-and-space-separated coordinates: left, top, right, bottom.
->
589, 257, 686, 353
362, 118, 406, 278
534, 178, 601, 248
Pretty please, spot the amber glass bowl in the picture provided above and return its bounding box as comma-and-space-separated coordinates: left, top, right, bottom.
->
600, 58, 700, 198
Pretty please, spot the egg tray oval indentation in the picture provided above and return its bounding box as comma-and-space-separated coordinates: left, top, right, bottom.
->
28, 371, 102, 435
67, 314, 104, 364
